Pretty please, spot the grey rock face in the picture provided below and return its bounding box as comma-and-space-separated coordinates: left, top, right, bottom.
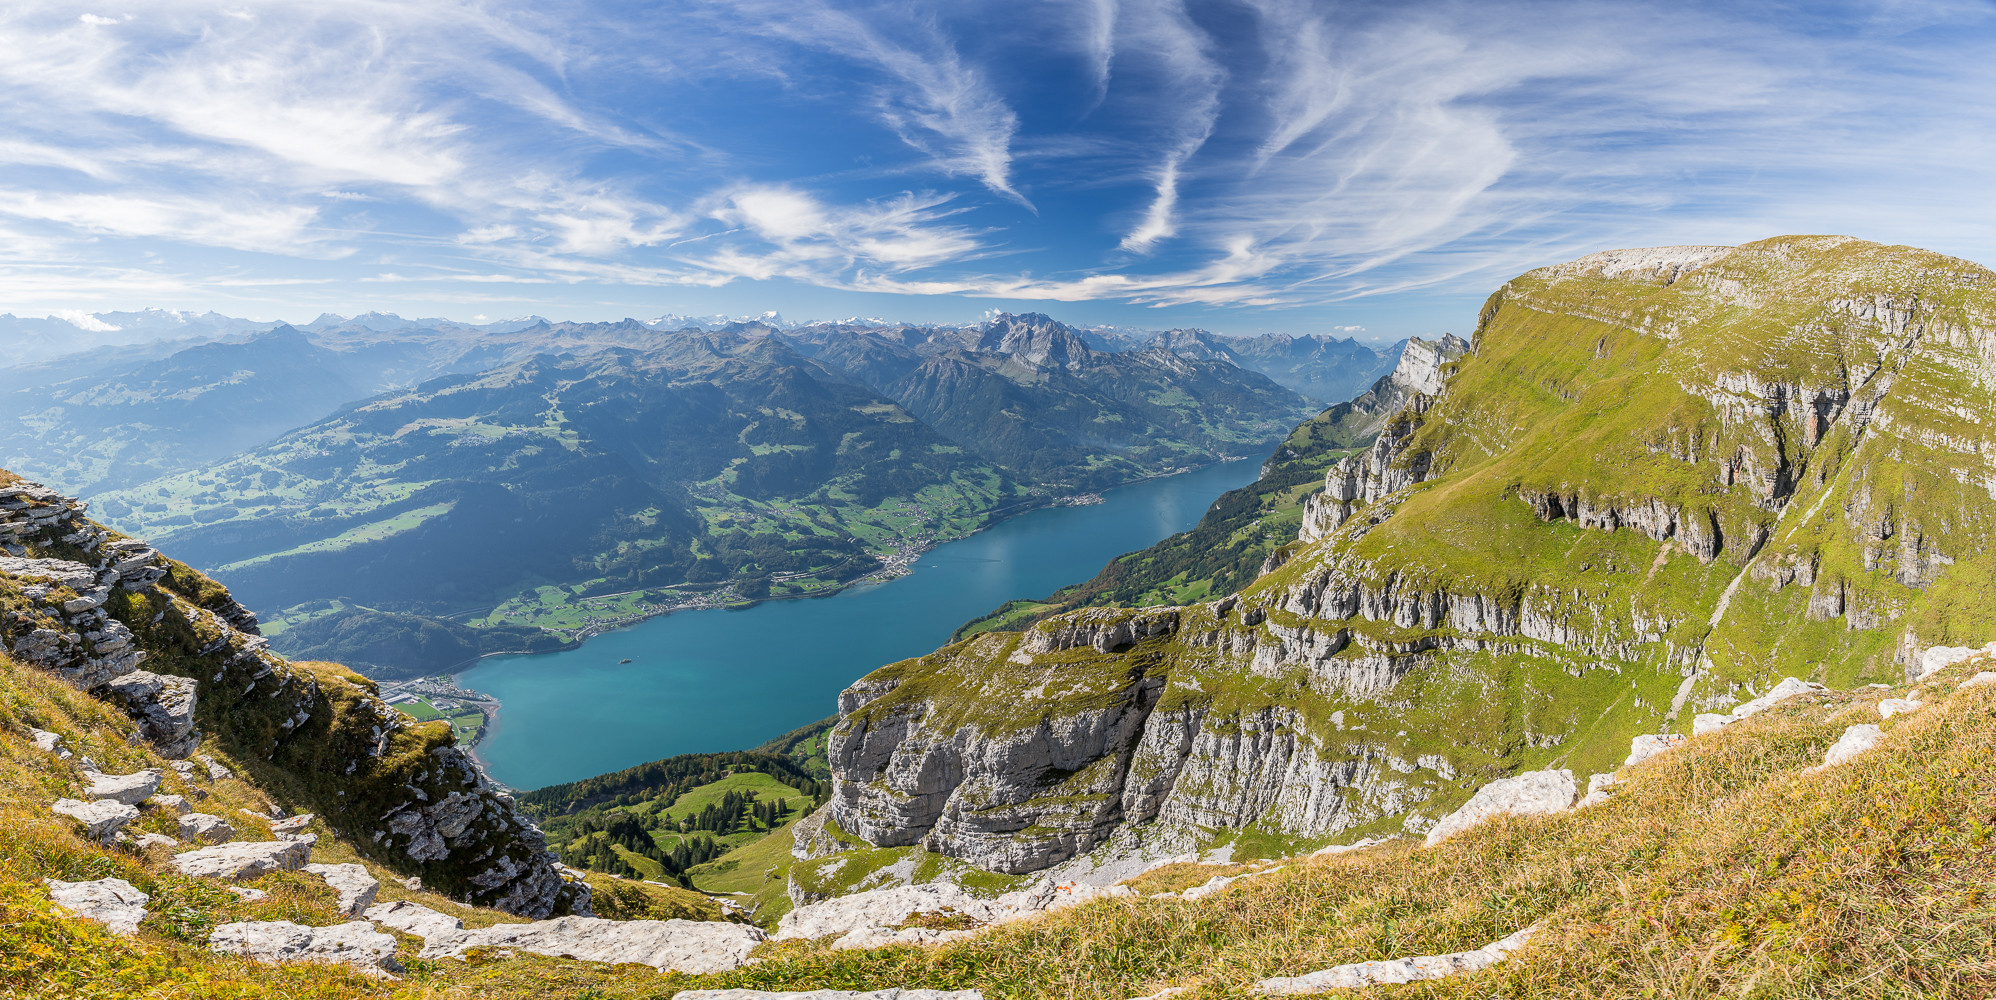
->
1298, 334, 1471, 544
53, 798, 139, 842
828, 635, 1166, 875
1423, 769, 1576, 847
209, 920, 402, 976
420, 916, 765, 974
825, 606, 1439, 875
363, 900, 461, 939
85, 768, 163, 806
304, 862, 380, 918
171, 837, 313, 879
178, 813, 237, 845
102, 670, 199, 758
46, 877, 149, 935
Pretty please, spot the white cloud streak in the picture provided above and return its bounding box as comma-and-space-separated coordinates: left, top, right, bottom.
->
3, 0, 1996, 320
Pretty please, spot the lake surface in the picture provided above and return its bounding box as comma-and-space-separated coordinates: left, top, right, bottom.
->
461, 459, 1262, 789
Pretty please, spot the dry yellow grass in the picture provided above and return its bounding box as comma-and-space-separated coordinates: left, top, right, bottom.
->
3, 648, 1991, 999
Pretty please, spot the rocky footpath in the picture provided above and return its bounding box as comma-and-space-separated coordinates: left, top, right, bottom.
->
816, 238, 1996, 881
0, 473, 585, 917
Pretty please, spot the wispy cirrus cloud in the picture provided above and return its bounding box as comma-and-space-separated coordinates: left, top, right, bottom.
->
2, 0, 1995, 327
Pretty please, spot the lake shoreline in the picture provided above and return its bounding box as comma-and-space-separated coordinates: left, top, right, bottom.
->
457, 457, 1253, 669
453, 457, 1266, 789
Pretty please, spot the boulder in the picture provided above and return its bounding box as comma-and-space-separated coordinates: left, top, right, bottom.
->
45, 877, 149, 935
30, 728, 70, 759
1253, 923, 1537, 994
1960, 672, 1996, 690
421, 916, 766, 974
674, 992, 983, 999
303, 863, 379, 918
100, 670, 199, 758
197, 755, 232, 781
363, 900, 461, 940
209, 919, 402, 976
85, 769, 163, 806
178, 813, 236, 845
171, 838, 313, 879
227, 886, 270, 903
134, 832, 178, 849
1817, 724, 1885, 769
1915, 641, 1996, 680
1622, 733, 1685, 768
52, 798, 139, 842
270, 814, 314, 836
1423, 770, 1577, 847
147, 793, 191, 816
1877, 697, 1921, 719
1576, 773, 1618, 809
1695, 677, 1827, 735
1731, 677, 1827, 720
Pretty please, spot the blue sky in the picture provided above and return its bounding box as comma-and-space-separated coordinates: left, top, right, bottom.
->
2, 0, 1994, 339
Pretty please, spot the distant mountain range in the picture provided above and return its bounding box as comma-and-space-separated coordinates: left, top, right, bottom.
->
0, 310, 1397, 675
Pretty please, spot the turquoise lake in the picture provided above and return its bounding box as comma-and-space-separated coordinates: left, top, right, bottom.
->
460, 458, 1262, 790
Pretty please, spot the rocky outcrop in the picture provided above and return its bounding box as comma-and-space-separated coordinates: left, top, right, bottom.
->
0, 475, 585, 919
778, 877, 1136, 949
101, 670, 199, 757
171, 838, 314, 879
1297, 334, 1470, 544
304, 862, 380, 918
45, 877, 149, 935
676, 991, 984, 999
363, 900, 462, 939
420, 916, 765, 974
179, 813, 236, 844
1252, 923, 1538, 994
209, 920, 402, 976
1423, 770, 1577, 847
1814, 724, 1884, 769
83, 768, 162, 806
52, 798, 139, 842
1692, 677, 1826, 735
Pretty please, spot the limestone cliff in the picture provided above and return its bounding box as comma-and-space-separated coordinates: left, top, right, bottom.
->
816, 236, 1996, 875
0, 473, 587, 917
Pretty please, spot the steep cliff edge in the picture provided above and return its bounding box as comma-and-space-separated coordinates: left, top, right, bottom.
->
816, 236, 1996, 876
0, 471, 587, 917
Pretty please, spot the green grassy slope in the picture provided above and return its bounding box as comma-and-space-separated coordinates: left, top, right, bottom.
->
9, 622, 1989, 997
825, 236, 1996, 864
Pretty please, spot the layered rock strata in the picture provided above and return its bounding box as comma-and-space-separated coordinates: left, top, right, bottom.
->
817, 238, 1996, 879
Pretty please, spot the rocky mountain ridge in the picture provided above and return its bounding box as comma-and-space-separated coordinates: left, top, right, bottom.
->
0, 471, 585, 916
807, 235, 1996, 876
